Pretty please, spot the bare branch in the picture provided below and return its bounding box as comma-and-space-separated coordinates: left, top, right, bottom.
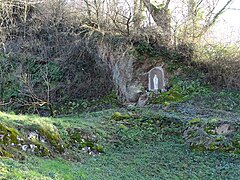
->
165, 0, 171, 8
206, 0, 234, 29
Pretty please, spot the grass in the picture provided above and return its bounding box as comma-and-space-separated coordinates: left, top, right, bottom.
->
1, 157, 85, 179
1, 106, 240, 179
1, 80, 240, 179
1, 136, 240, 179
80, 137, 240, 179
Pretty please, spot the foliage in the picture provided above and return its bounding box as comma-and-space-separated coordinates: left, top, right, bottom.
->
0, 37, 114, 115
57, 91, 119, 115
149, 78, 211, 104
0, 55, 19, 101
192, 89, 240, 113
134, 41, 158, 58
1, 137, 240, 179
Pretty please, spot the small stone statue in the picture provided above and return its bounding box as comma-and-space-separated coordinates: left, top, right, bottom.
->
153, 74, 158, 91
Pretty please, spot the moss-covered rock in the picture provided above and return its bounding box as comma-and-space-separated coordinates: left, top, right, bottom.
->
184, 119, 240, 153
68, 128, 104, 154
188, 118, 201, 125
0, 122, 62, 158
0, 147, 14, 158
0, 123, 21, 146
111, 112, 131, 121
27, 124, 64, 153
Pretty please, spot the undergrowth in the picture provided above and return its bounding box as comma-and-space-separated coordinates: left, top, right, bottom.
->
148, 77, 240, 113
149, 78, 211, 104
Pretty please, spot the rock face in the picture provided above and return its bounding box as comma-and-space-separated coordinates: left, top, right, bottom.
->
98, 42, 138, 102
97, 38, 169, 103
126, 85, 142, 102
97, 40, 166, 103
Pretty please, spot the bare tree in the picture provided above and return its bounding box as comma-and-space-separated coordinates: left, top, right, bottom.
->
141, 0, 234, 44
142, 0, 172, 43
180, 0, 234, 43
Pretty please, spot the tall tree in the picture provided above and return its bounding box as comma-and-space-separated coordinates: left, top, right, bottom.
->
142, 0, 172, 43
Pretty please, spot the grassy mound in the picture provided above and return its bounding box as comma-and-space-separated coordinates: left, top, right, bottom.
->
0, 112, 105, 160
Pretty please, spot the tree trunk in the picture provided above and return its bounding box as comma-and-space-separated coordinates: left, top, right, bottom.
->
143, 0, 172, 44
133, 0, 144, 31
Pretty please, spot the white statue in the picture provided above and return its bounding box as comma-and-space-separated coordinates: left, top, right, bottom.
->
153, 74, 158, 91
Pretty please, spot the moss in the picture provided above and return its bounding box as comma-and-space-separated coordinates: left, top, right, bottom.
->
188, 118, 201, 125
232, 140, 240, 149
204, 123, 216, 135
162, 101, 171, 107
111, 112, 130, 121
95, 144, 104, 153
67, 128, 104, 153
232, 132, 240, 147
222, 146, 234, 152
0, 123, 21, 145
70, 131, 82, 143
191, 144, 205, 152
29, 124, 64, 153
31, 140, 51, 157
215, 135, 224, 142
118, 124, 129, 130
209, 143, 218, 151
0, 123, 52, 158
209, 118, 219, 123
68, 129, 86, 148
37, 144, 51, 157
0, 147, 14, 158
149, 85, 186, 104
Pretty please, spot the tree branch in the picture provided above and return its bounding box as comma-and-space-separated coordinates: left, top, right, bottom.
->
207, 0, 233, 28
165, 0, 171, 8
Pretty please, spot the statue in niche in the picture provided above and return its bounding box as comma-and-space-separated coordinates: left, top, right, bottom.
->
148, 66, 166, 92
153, 74, 158, 91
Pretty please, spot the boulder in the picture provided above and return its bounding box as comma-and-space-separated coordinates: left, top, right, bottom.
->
137, 94, 148, 107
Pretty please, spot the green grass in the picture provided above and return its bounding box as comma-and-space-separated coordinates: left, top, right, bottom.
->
1, 136, 240, 179
1, 107, 240, 179
1, 82, 240, 179
1, 157, 85, 179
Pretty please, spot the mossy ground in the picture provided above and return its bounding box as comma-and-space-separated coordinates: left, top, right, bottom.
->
1, 79, 240, 179
1, 97, 240, 179
1, 136, 240, 179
